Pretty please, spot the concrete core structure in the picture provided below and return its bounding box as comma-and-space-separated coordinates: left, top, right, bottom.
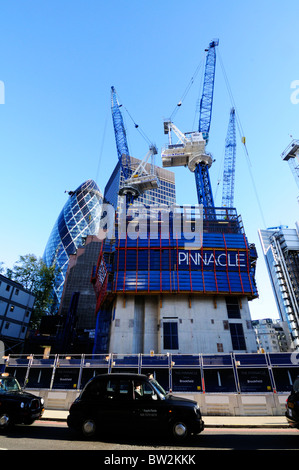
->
108, 293, 257, 355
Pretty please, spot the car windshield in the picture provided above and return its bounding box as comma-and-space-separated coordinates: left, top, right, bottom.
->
293, 377, 299, 393
150, 379, 167, 399
0, 376, 21, 392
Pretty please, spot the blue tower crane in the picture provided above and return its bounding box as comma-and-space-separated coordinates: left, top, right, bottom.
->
161, 39, 218, 208
111, 86, 159, 207
195, 39, 218, 207
222, 107, 236, 208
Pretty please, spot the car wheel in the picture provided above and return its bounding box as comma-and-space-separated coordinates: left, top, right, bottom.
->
0, 413, 11, 430
171, 420, 189, 440
81, 418, 97, 438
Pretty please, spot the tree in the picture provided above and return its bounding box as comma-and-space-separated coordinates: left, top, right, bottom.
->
7, 254, 59, 329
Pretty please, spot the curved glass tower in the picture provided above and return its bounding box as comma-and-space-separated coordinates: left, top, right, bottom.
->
43, 179, 103, 312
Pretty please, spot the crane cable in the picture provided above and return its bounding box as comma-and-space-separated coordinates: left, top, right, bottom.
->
95, 111, 108, 185
113, 89, 153, 147
170, 57, 205, 122
217, 50, 267, 228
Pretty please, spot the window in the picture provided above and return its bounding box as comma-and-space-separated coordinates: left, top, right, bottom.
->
229, 323, 246, 350
9, 305, 14, 312
163, 322, 179, 350
5, 285, 10, 292
104, 379, 131, 400
225, 297, 241, 318
118, 380, 130, 399
133, 380, 155, 400
82, 377, 105, 399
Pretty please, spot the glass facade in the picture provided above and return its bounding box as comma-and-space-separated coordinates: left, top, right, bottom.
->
104, 156, 176, 211
43, 179, 103, 312
259, 226, 299, 348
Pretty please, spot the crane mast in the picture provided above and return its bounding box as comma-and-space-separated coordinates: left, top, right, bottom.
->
111, 85, 131, 181
111, 86, 159, 207
195, 39, 218, 207
222, 107, 236, 208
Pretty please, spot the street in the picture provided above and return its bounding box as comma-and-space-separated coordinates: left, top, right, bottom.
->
0, 419, 298, 453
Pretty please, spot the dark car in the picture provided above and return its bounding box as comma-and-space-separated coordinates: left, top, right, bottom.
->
285, 376, 299, 429
67, 373, 204, 440
0, 373, 44, 430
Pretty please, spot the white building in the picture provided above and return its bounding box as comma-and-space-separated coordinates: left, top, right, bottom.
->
0, 274, 35, 350
252, 318, 290, 353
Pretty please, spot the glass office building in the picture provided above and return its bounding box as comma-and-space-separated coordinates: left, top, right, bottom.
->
104, 156, 176, 211
43, 179, 103, 312
259, 225, 299, 349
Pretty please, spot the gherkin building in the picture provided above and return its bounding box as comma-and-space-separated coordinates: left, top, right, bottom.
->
43, 179, 103, 312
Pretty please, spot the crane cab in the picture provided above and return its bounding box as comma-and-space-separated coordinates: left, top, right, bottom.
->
161, 121, 213, 172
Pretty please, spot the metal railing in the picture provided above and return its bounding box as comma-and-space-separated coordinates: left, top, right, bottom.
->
2, 352, 299, 394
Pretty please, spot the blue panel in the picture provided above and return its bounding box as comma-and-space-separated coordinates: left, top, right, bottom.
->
235, 354, 268, 367
202, 354, 233, 367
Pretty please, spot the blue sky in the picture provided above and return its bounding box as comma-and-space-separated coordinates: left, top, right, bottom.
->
0, 0, 298, 320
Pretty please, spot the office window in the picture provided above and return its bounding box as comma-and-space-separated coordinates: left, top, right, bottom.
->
229, 323, 246, 350
163, 322, 179, 350
225, 297, 241, 318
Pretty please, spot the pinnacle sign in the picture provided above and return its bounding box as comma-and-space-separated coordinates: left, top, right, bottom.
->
178, 250, 247, 270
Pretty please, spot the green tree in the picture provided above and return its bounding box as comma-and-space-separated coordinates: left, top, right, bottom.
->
7, 254, 58, 329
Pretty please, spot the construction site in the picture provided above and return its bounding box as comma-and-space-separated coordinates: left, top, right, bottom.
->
91, 39, 259, 356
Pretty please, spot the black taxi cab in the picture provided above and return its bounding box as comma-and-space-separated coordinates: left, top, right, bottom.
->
67, 373, 204, 440
285, 376, 299, 429
0, 373, 44, 430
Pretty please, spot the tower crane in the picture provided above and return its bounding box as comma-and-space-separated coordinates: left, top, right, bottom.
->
161, 39, 218, 207
111, 86, 159, 207
222, 107, 236, 208
281, 139, 299, 190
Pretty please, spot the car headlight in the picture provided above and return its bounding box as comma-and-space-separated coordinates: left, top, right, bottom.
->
40, 398, 44, 406
20, 402, 25, 408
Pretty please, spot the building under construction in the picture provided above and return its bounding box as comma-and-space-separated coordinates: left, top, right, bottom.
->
92, 206, 258, 355
92, 40, 258, 355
